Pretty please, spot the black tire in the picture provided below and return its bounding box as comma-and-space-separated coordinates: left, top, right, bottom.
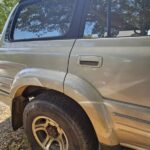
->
23, 91, 99, 150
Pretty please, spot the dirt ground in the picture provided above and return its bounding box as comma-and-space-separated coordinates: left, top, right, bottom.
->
0, 96, 31, 150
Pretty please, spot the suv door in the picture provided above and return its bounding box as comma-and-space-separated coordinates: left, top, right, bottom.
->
67, 0, 150, 149
0, 0, 81, 99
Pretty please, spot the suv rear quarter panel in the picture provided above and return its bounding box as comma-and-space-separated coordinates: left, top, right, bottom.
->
66, 37, 150, 149
0, 39, 75, 96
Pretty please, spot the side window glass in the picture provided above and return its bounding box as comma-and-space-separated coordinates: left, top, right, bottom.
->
111, 0, 150, 37
84, 0, 150, 38
13, 0, 76, 40
148, 30, 150, 36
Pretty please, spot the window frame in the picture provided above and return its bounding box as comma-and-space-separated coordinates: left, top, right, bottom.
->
78, 0, 91, 38
8, 0, 80, 42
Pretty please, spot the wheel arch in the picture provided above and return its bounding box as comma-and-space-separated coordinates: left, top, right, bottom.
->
12, 86, 101, 145
64, 73, 119, 146
11, 71, 119, 147
10, 68, 66, 131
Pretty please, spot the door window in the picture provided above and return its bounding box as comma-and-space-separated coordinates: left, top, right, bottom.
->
13, 0, 76, 40
84, 0, 150, 38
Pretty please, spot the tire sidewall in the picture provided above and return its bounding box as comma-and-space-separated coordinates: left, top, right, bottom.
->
23, 100, 84, 150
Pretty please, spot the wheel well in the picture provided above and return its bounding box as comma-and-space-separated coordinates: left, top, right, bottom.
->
12, 86, 98, 142
12, 86, 48, 130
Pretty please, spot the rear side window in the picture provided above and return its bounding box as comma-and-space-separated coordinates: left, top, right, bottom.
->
84, 0, 150, 38
13, 0, 76, 40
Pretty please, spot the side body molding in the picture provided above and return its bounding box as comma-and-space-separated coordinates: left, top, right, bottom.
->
10, 68, 65, 98
64, 73, 119, 146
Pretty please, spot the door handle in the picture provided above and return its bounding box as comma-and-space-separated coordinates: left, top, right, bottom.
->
78, 56, 103, 67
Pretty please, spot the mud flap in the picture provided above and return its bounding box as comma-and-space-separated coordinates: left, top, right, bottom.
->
12, 96, 28, 130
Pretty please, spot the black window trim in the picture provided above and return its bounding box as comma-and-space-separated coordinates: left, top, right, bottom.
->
78, 0, 91, 38
80, 0, 113, 38
8, 0, 80, 42
79, 0, 104, 38
107, 0, 112, 37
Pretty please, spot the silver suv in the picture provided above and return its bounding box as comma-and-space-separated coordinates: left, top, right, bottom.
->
0, 0, 150, 150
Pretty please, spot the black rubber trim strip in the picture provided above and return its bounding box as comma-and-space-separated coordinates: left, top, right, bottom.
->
0, 89, 9, 95
113, 112, 150, 125
101, 144, 123, 150
104, 98, 150, 109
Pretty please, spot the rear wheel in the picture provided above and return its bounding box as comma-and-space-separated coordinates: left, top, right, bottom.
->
23, 92, 99, 150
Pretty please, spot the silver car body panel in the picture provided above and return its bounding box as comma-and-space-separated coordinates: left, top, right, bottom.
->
66, 37, 150, 149
0, 39, 75, 96
64, 73, 119, 145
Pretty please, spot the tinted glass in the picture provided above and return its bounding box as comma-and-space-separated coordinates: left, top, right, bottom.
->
84, 0, 150, 38
111, 0, 150, 37
13, 0, 76, 40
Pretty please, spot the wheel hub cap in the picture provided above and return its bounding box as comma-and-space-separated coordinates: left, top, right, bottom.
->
32, 116, 69, 150
46, 125, 58, 138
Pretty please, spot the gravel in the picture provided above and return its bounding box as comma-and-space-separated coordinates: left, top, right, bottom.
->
0, 101, 32, 150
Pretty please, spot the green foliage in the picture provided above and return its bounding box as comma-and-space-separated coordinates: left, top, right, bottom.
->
0, 0, 18, 33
